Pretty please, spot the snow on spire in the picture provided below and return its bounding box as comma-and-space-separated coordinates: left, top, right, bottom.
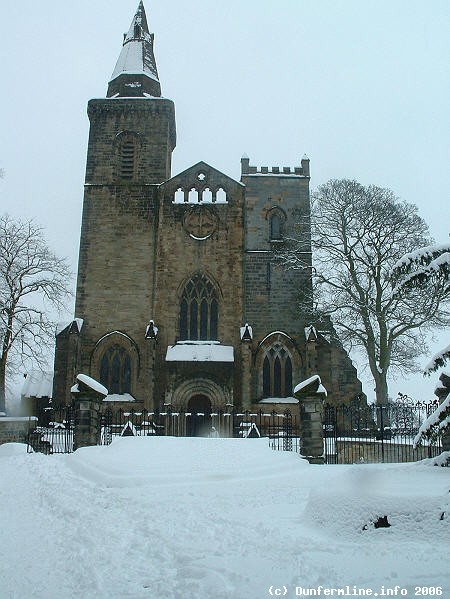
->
107, 2, 161, 97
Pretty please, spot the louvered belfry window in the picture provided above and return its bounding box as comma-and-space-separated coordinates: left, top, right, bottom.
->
180, 274, 218, 340
120, 139, 136, 180
262, 344, 293, 397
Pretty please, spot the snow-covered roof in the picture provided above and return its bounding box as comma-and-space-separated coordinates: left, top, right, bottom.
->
21, 371, 53, 399
166, 341, 234, 363
110, 40, 159, 82
109, 3, 159, 84
55, 318, 84, 336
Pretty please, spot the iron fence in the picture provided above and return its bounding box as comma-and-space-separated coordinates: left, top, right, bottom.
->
323, 397, 442, 464
27, 405, 74, 454
26, 397, 443, 464
100, 408, 300, 452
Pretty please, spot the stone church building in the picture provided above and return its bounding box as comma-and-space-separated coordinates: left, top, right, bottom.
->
52, 3, 363, 416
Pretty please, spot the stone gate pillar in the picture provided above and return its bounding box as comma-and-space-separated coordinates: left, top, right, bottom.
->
240, 323, 254, 410
71, 374, 108, 450
294, 374, 327, 464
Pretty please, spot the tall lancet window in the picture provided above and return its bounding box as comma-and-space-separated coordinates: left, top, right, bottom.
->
269, 208, 286, 241
180, 273, 219, 340
270, 213, 282, 239
100, 345, 132, 394
262, 344, 293, 398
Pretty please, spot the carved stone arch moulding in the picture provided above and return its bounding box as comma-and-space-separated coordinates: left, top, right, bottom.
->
176, 270, 224, 301
265, 205, 287, 221
90, 331, 140, 395
257, 332, 302, 365
171, 377, 232, 410
113, 130, 142, 148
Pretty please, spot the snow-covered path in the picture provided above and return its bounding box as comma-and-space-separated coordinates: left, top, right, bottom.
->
1, 438, 448, 599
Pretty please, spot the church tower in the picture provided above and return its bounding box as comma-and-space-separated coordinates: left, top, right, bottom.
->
53, 3, 176, 407
51, 2, 364, 418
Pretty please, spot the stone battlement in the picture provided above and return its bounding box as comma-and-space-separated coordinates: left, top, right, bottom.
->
240, 155, 310, 177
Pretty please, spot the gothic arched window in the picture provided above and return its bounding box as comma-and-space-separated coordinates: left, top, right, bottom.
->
262, 343, 293, 398
180, 273, 219, 340
100, 345, 132, 394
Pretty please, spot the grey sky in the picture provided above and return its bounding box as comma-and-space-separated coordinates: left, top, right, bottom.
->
1, 0, 449, 401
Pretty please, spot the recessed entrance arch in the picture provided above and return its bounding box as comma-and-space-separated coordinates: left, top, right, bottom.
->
171, 377, 232, 411
186, 394, 212, 437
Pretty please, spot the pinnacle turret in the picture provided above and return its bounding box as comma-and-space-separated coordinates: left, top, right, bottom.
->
107, 2, 161, 98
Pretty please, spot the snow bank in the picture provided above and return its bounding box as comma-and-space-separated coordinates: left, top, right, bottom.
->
67, 436, 307, 488
1, 437, 449, 599
303, 464, 449, 541
0, 442, 28, 457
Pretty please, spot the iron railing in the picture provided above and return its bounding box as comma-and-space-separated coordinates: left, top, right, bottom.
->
99, 408, 300, 452
323, 398, 442, 464
27, 404, 74, 454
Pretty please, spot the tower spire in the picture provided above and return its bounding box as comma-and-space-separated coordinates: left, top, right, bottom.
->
107, 2, 161, 98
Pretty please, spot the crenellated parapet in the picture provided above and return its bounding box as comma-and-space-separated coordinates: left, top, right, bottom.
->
240, 154, 310, 178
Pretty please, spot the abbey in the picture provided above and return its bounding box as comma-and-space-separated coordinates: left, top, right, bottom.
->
52, 3, 363, 416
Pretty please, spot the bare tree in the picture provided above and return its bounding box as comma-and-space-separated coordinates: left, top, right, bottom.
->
279, 179, 449, 405
0, 214, 72, 412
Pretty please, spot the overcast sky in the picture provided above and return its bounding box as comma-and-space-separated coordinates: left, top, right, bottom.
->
1, 0, 449, 402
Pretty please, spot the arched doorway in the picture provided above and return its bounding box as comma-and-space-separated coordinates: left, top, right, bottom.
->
186, 394, 212, 437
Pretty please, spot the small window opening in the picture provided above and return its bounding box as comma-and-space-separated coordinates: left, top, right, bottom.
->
270, 213, 282, 239
216, 188, 227, 203
202, 188, 213, 203
188, 188, 199, 203
174, 188, 185, 203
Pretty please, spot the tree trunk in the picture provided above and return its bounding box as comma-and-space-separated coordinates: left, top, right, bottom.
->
374, 370, 389, 406
0, 359, 6, 414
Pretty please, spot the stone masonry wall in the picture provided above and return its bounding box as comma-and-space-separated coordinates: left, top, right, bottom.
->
75, 186, 158, 407
86, 99, 176, 185
241, 163, 312, 340
70, 97, 176, 409
154, 165, 245, 407
0, 417, 37, 446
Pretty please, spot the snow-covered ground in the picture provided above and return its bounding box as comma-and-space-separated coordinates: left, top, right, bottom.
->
0, 438, 448, 599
